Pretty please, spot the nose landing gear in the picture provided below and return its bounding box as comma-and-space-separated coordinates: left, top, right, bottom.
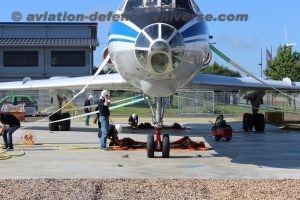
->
147, 128, 170, 158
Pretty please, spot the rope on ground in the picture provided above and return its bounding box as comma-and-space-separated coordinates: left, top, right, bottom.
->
17, 143, 99, 151
0, 149, 25, 160
0, 150, 12, 160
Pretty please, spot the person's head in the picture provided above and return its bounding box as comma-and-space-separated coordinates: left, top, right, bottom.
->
132, 113, 137, 119
115, 124, 123, 133
100, 90, 110, 99
88, 95, 93, 100
218, 114, 224, 120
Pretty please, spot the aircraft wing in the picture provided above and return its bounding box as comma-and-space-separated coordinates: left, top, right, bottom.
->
184, 74, 300, 91
0, 73, 136, 91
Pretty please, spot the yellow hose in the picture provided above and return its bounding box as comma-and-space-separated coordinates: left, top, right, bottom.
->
0, 149, 25, 160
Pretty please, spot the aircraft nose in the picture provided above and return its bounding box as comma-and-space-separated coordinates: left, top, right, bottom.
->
150, 41, 170, 73
151, 41, 169, 52
135, 23, 185, 74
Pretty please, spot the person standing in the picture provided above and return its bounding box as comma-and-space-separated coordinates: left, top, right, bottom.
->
84, 95, 93, 126
98, 90, 110, 149
0, 112, 20, 150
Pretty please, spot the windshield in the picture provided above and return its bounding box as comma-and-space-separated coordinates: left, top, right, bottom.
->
125, 0, 143, 10
175, 0, 193, 10
146, 0, 158, 7
124, 0, 196, 12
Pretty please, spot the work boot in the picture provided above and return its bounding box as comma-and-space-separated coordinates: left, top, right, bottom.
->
2, 146, 8, 150
7, 144, 14, 151
6, 146, 14, 151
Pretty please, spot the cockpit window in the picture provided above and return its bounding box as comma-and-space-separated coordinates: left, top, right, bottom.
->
135, 23, 185, 73
145, 24, 159, 40
161, 0, 172, 7
125, 0, 143, 10
161, 24, 175, 40
175, 0, 193, 10
123, 0, 198, 11
146, 0, 158, 7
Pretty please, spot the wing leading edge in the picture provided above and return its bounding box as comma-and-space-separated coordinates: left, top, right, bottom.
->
184, 74, 300, 91
0, 73, 135, 91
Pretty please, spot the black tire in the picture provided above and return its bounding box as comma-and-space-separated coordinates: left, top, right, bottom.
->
225, 137, 232, 141
254, 113, 265, 132
243, 113, 254, 132
60, 113, 71, 131
162, 134, 170, 158
49, 113, 60, 131
147, 134, 155, 158
215, 136, 221, 141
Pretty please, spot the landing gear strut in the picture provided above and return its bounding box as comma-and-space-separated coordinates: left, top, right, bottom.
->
48, 91, 72, 131
147, 97, 170, 158
243, 90, 265, 132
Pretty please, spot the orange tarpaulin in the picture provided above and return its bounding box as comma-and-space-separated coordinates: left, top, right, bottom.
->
1, 103, 25, 121
109, 136, 213, 151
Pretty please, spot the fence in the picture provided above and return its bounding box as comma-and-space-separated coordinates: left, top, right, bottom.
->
178, 90, 300, 115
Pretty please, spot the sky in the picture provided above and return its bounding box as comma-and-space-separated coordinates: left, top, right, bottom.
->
1, 0, 300, 78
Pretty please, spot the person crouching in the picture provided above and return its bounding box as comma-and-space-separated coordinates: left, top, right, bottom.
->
0, 112, 20, 151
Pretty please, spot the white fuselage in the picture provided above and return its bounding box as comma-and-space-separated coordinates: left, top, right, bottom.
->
108, 2, 209, 97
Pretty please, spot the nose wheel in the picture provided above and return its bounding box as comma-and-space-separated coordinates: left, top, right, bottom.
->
147, 128, 170, 158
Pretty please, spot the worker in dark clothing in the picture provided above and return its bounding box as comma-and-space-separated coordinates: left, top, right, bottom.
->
107, 124, 122, 146
98, 90, 110, 149
215, 114, 227, 128
0, 112, 20, 150
128, 114, 138, 127
84, 95, 93, 126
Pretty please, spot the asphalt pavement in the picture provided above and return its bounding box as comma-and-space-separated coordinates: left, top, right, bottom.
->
1, 117, 300, 179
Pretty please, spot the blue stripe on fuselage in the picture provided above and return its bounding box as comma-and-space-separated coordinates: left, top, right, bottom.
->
108, 38, 136, 44
181, 22, 208, 39
185, 38, 208, 43
109, 21, 139, 38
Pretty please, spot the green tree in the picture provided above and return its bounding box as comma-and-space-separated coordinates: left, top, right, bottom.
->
264, 45, 300, 81
201, 61, 241, 77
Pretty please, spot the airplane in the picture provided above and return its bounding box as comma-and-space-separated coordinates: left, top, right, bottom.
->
1, 0, 300, 158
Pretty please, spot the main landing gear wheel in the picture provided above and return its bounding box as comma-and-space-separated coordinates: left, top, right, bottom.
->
243, 113, 254, 132
162, 134, 170, 158
147, 134, 155, 158
49, 113, 60, 131
243, 113, 265, 132
60, 113, 71, 131
254, 113, 265, 132
48, 112, 71, 131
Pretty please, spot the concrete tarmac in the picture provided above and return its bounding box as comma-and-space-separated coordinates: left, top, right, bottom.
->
1, 117, 300, 179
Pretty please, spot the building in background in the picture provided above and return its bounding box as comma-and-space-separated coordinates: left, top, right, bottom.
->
0, 22, 98, 81
0, 22, 99, 108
